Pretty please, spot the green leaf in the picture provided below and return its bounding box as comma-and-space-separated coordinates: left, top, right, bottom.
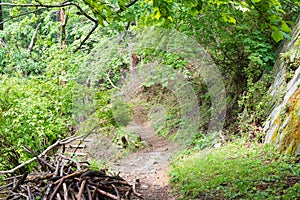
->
191, 7, 199, 16
271, 30, 284, 43
222, 14, 236, 24
281, 22, 292, 33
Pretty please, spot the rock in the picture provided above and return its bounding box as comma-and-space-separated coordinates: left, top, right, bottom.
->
264, 15, 300, 155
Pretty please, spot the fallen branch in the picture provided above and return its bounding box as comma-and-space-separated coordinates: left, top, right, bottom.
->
0, 153, 143, 200
0, 134, 85, 175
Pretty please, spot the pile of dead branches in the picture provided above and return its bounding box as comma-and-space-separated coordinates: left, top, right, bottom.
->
0, 135, 143, 200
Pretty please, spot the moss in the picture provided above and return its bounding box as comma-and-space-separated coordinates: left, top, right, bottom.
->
288, 87, 300, 112
269, 108, 285, 144
279, 87, 300, 154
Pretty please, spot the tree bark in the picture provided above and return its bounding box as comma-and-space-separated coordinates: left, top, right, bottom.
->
60, 7, 68, 48
0, 0, 3, 31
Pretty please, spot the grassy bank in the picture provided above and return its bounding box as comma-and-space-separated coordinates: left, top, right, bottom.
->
170, 140, 300, 199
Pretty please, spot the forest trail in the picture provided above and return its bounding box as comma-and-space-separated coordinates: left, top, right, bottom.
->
111, 121, 178, 199
69, 104, 179, 199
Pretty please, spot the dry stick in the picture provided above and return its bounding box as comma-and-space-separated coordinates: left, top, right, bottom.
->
26, 173, 54, 182
60, 160, 66, 177
63, 183, 69, 200
132, 179, 144, 199
57, 192, 63, 200
4, 175, 23, 181
12, 172, 28, 192
27, 185, 33, 200
86, 185, 92, 200
9, 192, 28, 199
0, 182, 13, 191
68, 189, 76, 200
91, 182, 99, 200
0, 134, 86, 175
21, 145, 55, 171
111, 184, 120, 200
125, 190, 131, 200
54, 170, 88, 185
80, 170, 106, 179
70, 124, 101, 159
43, 183, 53, 200
89, 185, 124, 200
77, 179, 86, 200
49, 177, 65, 200
28, 22, 41, 53
54, 160, 60, 177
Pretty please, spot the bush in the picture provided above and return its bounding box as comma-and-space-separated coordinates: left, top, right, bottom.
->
0, 75, 73, 171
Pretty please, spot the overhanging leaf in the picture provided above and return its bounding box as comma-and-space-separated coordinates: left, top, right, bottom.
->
281, 22, 292, 33
271, 30, 284, 43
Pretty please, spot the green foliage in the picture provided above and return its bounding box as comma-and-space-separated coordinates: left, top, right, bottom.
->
0, 0, 299, 183
111, 98, 133, 127
170, 140, 300, 199
0, 75, 73, 171
95, 90, 117, 131
176, 0, 291, 130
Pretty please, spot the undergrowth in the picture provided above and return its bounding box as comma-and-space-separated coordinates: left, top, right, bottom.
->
170, 140, 300, 199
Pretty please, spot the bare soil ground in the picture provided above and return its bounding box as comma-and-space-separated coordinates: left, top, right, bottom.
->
111, 121, 178, 200
66, 105, 179, 199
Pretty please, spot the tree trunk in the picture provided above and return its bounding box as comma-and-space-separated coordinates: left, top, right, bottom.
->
0, 0, 3, 31
56, 8, 67, 48
60, 8, 67, 48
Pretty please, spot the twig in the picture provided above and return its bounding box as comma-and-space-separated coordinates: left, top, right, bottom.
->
12, 172, 28, 192
0, 8, 46, 25
63, 183, 69, 200
0, 134, 86, 175
54, 170, 88, 185
49, 177, 64, 200
74, 21, 98, 52
54, 160, 60, 177
89, 185, 125, 200
43, 183, 52, 200
0, 182, 13, 191
21, 145, 55, 171
132, 179, 144, 199
27, 185, 33, 200
57, 153, 81, 171
86, 185, 92, 200
77, 179, 86, 200
117, 0, 139, 13
107, 70, 122, 91
112, 184, 120, 200
56, 192, 62, 200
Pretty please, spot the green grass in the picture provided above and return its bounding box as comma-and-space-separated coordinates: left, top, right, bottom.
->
169, 140, 300, 199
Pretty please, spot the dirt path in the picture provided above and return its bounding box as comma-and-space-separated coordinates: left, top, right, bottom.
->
111, 121, 178, 200
67, 103, 179, 199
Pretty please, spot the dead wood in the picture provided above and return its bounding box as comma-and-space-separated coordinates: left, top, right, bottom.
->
0, 150, 144, 200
